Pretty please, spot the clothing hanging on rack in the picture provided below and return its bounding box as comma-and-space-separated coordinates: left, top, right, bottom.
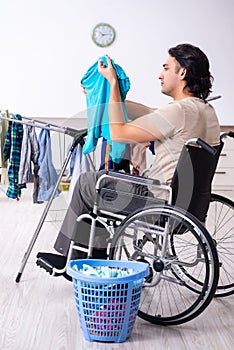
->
3, 114, 24, 199
66, 143, 91, 205
0, 110, 9, 171
37, 127, 61, 202
0, 112, 75, 202
0, 111, 9, 186
18, 123, 40, 186
18, 123, 40, 203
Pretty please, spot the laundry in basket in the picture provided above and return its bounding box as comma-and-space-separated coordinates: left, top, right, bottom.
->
67, 259, 149, 343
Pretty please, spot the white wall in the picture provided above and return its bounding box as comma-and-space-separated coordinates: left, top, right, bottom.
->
0, 0, 233, 124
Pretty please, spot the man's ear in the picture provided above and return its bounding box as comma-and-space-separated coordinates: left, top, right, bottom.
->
180, 68, 186, 78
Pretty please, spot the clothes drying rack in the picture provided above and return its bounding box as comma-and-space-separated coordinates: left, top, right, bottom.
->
0, 113, 95, 282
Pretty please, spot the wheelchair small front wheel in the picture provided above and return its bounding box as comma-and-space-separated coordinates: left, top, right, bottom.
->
109, 205, 219, 326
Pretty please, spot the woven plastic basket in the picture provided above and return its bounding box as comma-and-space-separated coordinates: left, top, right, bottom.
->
67, 259, 149, 343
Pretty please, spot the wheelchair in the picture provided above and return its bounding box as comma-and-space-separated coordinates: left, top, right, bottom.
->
37, 131, 234, 326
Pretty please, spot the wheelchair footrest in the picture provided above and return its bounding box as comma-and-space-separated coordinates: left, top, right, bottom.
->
36, 252, 72, 281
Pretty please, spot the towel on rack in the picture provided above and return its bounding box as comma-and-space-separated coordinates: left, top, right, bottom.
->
37, 127, 61, 202
81, 55, 130, 163
3, 114, 24, 199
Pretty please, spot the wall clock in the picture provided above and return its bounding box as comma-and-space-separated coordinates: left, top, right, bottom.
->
92, 23, 116, 47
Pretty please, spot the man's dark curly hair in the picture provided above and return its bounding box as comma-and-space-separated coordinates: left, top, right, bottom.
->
168, 43, 213, 101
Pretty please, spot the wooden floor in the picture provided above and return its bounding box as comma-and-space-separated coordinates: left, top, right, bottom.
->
0, 184, 233, 350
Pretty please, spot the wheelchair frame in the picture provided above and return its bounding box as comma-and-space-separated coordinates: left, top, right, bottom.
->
17, 126, 234, 325
45, 134, 234, 325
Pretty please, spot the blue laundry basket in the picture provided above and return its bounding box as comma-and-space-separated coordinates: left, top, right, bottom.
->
67, 259, 149, 343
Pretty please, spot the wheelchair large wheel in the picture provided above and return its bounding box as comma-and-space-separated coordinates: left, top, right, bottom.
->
205, 193, 234, 297
109, 205, 219, 326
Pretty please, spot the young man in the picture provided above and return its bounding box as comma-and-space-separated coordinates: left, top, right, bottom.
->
53, 43, 220, 259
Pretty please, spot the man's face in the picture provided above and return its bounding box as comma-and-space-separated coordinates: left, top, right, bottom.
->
158, 55, 184, 99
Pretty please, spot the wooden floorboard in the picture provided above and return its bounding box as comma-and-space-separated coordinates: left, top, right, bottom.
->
0, 184, 233, 350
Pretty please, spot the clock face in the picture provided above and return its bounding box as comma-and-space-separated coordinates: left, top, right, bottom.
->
92, 23, 116, 47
